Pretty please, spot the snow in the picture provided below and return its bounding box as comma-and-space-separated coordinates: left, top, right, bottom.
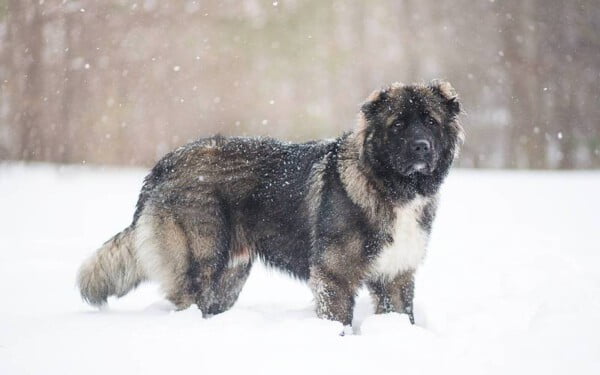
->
1, 164, 599, 374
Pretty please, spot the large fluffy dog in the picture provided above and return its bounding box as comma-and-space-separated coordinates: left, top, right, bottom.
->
78, 80, 464, 330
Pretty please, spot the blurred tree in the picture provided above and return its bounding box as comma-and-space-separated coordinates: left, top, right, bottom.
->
0, 0, 598, 168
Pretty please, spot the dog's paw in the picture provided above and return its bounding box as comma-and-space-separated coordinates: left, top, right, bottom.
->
339, 325, 354, 336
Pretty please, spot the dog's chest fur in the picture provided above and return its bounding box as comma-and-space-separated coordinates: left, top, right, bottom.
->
370, 195, 429, 279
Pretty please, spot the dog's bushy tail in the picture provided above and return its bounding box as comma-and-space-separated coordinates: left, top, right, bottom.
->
77, 226, 146, 306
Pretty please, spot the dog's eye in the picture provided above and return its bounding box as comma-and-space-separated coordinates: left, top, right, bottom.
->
427, 117, 437, 126
391, 122, 403, 133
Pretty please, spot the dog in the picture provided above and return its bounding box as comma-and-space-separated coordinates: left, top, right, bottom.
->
77, 80, 464, 331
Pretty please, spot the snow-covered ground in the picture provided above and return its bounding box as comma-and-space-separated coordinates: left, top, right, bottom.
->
1, 163, 599, 374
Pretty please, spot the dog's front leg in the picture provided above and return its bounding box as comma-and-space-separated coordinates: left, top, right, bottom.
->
366, 270, 415, 324
309, 266, 356, 332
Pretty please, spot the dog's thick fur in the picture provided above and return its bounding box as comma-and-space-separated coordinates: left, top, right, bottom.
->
77, 80, 464, 327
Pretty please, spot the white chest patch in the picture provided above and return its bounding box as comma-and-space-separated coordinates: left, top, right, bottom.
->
371, 196, 429, 279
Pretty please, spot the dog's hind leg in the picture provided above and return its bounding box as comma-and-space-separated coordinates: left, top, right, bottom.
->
136, 208, 196, 310
169, 195, 242, 316
136, 195, 233, 313
366, 270, 415, 324
206, 261, 253, 315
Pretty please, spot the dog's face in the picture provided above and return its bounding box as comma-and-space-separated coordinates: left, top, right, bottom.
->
359, 80, 464, 177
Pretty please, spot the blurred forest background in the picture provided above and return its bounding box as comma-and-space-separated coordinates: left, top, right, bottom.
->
1, 0, 599, 169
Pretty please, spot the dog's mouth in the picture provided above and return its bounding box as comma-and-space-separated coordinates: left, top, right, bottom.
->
400, 162, 434, 176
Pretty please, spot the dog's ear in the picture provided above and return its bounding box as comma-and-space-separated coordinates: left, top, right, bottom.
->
430, 80, 461, 116
360, 87, 390, 119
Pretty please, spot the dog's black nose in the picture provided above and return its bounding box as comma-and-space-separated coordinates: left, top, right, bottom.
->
411, 139, 431, 154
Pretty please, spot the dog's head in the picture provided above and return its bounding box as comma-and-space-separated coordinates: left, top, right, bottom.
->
358, 80, 464, 179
